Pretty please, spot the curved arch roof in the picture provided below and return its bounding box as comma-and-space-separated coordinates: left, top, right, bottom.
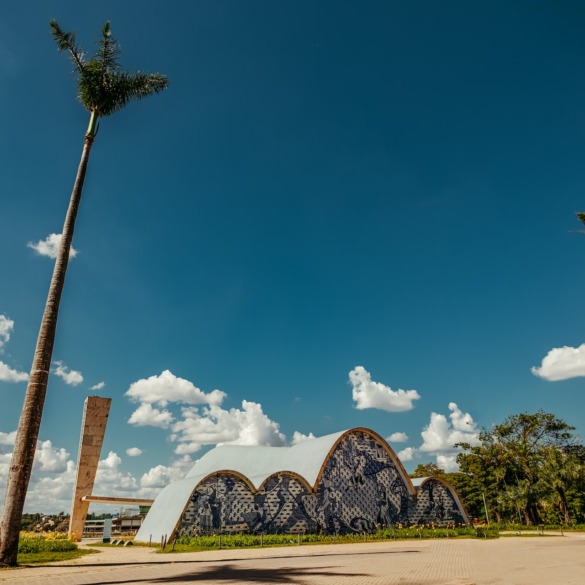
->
410, 476, 472, 524
136, 428, 414, 542
184, 429, 346, 489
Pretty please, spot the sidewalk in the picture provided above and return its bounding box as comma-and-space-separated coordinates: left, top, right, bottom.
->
0, 533, 583, 584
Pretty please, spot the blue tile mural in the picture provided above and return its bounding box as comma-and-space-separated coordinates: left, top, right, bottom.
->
178, 430, 468, 536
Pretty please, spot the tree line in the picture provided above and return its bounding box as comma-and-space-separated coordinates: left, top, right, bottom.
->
411, 411, 585, 525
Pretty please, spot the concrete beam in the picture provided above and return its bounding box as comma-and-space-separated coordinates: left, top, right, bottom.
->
81, 495, 154, 505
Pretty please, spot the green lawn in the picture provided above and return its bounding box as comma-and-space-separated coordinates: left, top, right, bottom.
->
17, 548, 99, 565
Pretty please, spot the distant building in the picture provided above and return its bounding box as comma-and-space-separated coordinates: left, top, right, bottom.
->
136, 428, 469, 542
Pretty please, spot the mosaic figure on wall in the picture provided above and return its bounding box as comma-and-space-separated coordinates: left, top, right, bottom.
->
179, 473, 314, 536
310, 431, 411, 534
146, 428, 470, 544
410, 478, 468, 525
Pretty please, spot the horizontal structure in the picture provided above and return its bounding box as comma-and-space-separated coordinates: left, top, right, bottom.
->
81, 495, 154, 505
136, 427, 470, 542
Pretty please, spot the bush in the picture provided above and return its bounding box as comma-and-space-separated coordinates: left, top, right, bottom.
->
18, 537, 77, 554
172, 524, 497, 550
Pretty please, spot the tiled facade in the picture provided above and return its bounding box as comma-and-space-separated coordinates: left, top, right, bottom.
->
178, 431, 468, 536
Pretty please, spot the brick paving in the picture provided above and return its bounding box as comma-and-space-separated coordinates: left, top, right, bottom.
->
0, 534, 583, 585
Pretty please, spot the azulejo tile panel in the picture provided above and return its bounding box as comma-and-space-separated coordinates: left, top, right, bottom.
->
178, 430, 467, 536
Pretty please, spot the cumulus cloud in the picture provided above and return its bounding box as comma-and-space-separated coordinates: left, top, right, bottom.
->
95, 451, 139, 494
125, 371, 285, 455
126, 447, 143, 457
34, 440, 71, 473
139, 456, 194, 498
0, 431, 16, 445
0, 316, 28, 383
128, 403, 173, 428
397, 447, 416, 462
91, 381, 106, 391
0, 315, 14, 351
0, 430, 193, 513
531, 344, 585, 381
27, 233, 77, 259
0, 433, 76, 512
126, 370, 226, 407
291, 431, 316, 445
436, 454, 459, 472
0, 361, 29, 383
171, 401, 286, 454
350, 366, 420, 412
416, 402, 480, 471
52, 361, 83, 386
387, 432, 408, 443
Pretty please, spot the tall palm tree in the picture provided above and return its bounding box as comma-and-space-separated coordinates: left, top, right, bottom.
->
0, 21, 168, 566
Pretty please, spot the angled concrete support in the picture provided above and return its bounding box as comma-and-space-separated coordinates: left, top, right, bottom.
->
68, 396, 111, 541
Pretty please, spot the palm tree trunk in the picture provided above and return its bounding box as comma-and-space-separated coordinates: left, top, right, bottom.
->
0, 126, 95, 567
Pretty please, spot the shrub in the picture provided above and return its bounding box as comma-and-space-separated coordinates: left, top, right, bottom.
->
18, 538, 77, 554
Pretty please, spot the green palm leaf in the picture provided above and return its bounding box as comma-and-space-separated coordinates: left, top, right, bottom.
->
51, 20, 169, 123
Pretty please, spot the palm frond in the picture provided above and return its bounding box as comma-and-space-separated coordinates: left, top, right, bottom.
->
96, 21, 121, 78
118, 71, 169, 100
50, 19, 85, 74
99, 71, 169, 116
52, 20, 168, 120
77, 63, 168, 117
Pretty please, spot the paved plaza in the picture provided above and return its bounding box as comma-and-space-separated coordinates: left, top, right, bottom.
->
0, 534, 584, 585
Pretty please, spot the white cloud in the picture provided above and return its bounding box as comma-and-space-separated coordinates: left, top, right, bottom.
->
126, 447, 143, 457
387, 432, 408, 443
291, 431, 316, 445
531, 343, 585, 381
126, 370, 226, 407
0, 433, 76, 513
397, 447, 416, 462
91, 381, 106, 391
91, 451, 141, 497
52, 361, 83, 386
171, 401, 286, 455
0, 431, 16, 445
125, 371, 285, 455
0, 315, 14, 351
350, 366, 420, 412
436, 454, 459, 473
128, 403, 173, 428
418, 403, 480, 471
139, 456, 193, 498
0, 317, 28, 383
22, 466, 76, 513
0, 361, 29, 383
27, 233, 77, 260
0, 430, 192, 513
33, 440, 71, 473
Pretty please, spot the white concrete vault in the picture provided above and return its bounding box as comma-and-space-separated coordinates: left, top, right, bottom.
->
136, 428, 471, 543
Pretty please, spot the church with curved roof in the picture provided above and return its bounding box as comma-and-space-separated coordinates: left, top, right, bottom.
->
135, 427, 469, 542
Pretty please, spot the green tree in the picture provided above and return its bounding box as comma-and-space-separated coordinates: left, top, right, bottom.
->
457, 411, 581, 525
0, 21, 168, 567
538, 446, 584, 524
410, 462, 445, 478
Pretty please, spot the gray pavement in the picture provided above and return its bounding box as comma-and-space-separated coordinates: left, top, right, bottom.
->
0, 533, 584, 585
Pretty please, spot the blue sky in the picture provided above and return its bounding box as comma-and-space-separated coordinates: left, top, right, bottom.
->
2, 1, 585, 512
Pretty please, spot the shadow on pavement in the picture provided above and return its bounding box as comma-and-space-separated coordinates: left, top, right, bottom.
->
83, 563, 369, 584
33, 547, 420, 570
